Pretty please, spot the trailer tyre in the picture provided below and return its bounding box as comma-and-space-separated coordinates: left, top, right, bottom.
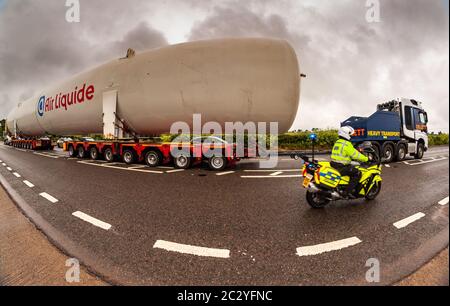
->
68, 145, 76, 157
122, 149, 135, 165
145, 151, 162, 167
104, 148, 114, 163
90, 147, 100, 160
208, 156, 227, 171
77, 146, 86, 159
174, 154, 192, 169
382, 143, 395, 163
396, 143, 407, 161
415, 143, 425, 159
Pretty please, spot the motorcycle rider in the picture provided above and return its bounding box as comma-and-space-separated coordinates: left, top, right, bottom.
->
331, 126, 369, 198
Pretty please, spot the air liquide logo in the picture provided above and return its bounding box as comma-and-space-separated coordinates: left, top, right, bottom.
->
37, 96, 45, 117
36, 83, 95, 117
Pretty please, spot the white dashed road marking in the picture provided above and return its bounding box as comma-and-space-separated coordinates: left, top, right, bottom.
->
216, 171, 235, 176
393, 212, 426, 229
23, 180, 35, 188
39, 192, 59, 203
13, 172, 21, 178
438, 196, 449, 206
1, 163, 6, 166
72, 211, 112, 231
153, 240, 230, 259
296, 237, 362, 257
6, 167, 12, 171
270, 171, 283, 176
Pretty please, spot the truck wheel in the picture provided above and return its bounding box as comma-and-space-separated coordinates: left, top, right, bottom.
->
415, 143, 425, 159
306, 191, 330, 209
174, 154, 192, 169
382, 143, 395, 163
208, 156, 227, 171
104, 148, 114, 162
77, 146, 86, 159
68, 145, 76, 157
122, 149, 135, 165
90, 147, 100, 160
396, 144, 407, 161
145, 151, 162, 167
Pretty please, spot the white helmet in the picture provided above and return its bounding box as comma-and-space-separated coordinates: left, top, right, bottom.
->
338, 126, 355, 141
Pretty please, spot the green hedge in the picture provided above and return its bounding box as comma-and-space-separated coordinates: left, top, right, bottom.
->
429, 133, 449, 146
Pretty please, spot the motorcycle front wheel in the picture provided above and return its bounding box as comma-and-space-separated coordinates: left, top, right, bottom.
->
306, 191, 331, 209
365, 182, 382, 201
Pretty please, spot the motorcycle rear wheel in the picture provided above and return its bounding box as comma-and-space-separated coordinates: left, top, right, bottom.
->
306, 191, 331, 209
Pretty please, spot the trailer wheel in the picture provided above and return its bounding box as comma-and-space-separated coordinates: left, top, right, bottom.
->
382, 143, 395, 163
90, 147, 100, 160
104, 148, 114, 162
77, 146, 86, 159
122, 149, 135, 165
208, 156, 227, 171
415, 143, 425, 159
174, 154, 192, 169
395, 143, 407, 161
145, 151, 162, 167
68, 145, 76, 157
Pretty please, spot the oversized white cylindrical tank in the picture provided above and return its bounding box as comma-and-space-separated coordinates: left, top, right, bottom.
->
6, 38, 301, 136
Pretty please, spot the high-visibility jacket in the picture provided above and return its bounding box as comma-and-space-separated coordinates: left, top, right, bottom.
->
331, 138, 369, 165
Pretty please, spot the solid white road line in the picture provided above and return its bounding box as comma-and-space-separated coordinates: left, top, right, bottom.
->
39, 192, 59, 203
166, 169, 185, 173
243, 169, 299, 172
72, 211, 112, 231
438, 196, 449, 206
296, 237, 362, 257
77, 161, 164, 174
23, 180, 35, 188
158, 166, 175, 169
128, 165, 148, 169
241, 175, 303, 179
6, 167, 12, 171
13, 172, 21, 178
34, 152, 59, 159
409, 157, 448, 166
393, 212, 426, 229
153, 240, 230, 258
270, 171, 283, 176
216, 171, 235, 176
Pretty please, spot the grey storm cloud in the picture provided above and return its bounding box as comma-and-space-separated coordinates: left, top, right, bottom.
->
0, 0, 448, 132
0, 0, 168, 116
188, 0, 449, 132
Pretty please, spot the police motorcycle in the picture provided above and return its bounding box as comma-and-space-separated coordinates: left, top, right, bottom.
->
292, 134, 383, 208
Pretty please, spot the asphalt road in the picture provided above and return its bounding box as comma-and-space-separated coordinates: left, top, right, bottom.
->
0, 144, 448, 285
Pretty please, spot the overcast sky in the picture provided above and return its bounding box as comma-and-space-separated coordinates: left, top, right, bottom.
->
0, 0, 448, 132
